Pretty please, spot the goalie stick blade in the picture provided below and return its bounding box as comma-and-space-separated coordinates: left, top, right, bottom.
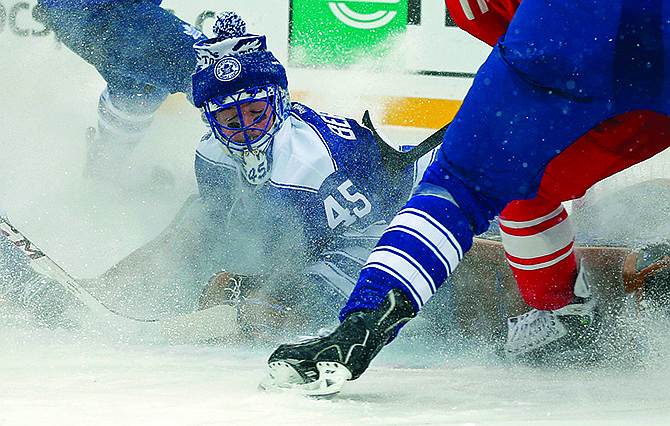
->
361, 110, 447, 179
258, 361, 351, 397
160, 304, 242, 344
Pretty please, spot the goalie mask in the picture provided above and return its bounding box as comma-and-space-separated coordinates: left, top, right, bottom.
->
192, 12, 290, 185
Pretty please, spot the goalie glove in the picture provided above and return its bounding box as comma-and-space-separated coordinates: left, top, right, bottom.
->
198, 271, 252, 310
198, 271, 306, 341
623, 243, 670, 308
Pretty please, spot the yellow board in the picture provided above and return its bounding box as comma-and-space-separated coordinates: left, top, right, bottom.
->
381, 96, 461, 129
290, 90, 461, 129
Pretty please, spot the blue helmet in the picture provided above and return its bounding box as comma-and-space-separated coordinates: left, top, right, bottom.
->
192, 12, 290, 184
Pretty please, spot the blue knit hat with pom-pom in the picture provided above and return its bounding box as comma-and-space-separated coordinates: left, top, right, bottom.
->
212, 11, 246, 39
192, 12, 288, 108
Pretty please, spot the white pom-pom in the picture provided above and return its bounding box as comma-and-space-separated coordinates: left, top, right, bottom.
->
213, 12, 247, 40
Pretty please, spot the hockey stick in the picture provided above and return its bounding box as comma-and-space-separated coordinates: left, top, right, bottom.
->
0, 215, 143, 320
361, 110, 448, 179
0, 216, 239, 341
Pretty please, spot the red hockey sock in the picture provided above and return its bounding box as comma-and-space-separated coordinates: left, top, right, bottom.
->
499, 197, 577, 310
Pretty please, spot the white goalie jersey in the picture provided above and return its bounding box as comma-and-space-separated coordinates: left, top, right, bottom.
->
193, 102, 435, 330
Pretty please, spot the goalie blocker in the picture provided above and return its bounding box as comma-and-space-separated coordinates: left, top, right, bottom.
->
197, 270, 314, 343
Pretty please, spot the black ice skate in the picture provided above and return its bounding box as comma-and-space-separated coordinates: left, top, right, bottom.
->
259, 288, 416, 396
503, 264, 602, 363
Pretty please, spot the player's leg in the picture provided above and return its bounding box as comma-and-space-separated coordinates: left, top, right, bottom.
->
264, 162, 488, 392
498, 196, 601, 360
83, 81, 175, 186
330, 0, 628, 319
499, 110, 670, 359
37, 0, 203, 96
36, 0, 204, 185
502, 110, 670, 308
499, 196, 577, 310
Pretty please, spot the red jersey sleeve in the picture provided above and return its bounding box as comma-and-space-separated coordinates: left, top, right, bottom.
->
445, 0, 521, 46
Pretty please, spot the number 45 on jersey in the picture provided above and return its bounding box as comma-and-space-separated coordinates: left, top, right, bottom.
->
324, 179, 372, 229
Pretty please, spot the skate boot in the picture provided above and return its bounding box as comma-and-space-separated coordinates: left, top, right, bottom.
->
84, 126, 175, 192
503, 265, 602, 363
17, 270, 77, 328
1, 230, 76, 328
260, 288, 416, 396
1, 265, 77, 328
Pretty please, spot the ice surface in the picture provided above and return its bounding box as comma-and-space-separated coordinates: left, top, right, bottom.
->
3, 33, 670, 426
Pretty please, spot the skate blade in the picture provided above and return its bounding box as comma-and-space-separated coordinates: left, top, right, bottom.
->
259, 361, 351, 397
